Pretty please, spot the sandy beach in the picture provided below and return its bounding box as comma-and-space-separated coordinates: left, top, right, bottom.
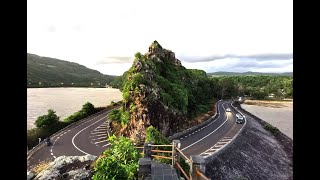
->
241, 100, 293, 139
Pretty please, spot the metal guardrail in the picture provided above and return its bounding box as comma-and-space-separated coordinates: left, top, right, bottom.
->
168, 101, 220, 141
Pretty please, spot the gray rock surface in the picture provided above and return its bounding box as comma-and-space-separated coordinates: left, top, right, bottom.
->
27, 171, 35, 180
33, 155, 97, 180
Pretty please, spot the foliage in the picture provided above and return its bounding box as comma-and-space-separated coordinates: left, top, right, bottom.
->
108, 108, 130, 126
207, 71, 292, 77
145, 126, 171, 164
27, 53, 116, 88
92, 135, 139, 180
264, 124, 280, 135
35, 109, 60, 128
27, 121, 67, 148
64, 102, 96, 123
210, 75, 293, 100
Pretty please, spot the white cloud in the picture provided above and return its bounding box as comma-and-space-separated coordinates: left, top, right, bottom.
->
27, 0, 293, 75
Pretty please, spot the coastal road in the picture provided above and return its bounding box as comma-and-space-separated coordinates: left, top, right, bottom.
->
28, 100, 245, 170
178, 100, 246, 157
27, 109, 112, 170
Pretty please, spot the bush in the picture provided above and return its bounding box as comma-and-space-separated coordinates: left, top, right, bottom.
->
264, 124, 280, 135
35, 109, 59, 128
64, 102, 96, 124
27, 121, 67, 148
92, 135, 139, 180
146, 126, 171, 164
108, 109, 130, 126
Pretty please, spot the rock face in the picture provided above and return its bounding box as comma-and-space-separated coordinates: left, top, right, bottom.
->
205, 109, 293, 180
33, 155, 97, 180
119, 40, 214, 143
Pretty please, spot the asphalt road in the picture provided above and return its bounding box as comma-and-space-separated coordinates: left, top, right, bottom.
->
27, 100, 245, 169
27, 109, 112, 170
178, 100, 245, 157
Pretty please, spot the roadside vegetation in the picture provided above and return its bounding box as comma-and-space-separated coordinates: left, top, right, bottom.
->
92, 135, 140, 180
92, 126, 190, 179
264, 124, 280, 135
27, 101, 122, 149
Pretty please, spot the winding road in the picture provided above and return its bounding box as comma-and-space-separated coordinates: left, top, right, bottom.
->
27, 100, 246, 169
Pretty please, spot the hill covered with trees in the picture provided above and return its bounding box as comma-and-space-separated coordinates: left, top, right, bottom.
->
207, 71, 293, 77
27, 53, 117, 87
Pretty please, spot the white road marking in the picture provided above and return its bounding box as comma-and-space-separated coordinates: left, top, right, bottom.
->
91, 131, 107, 135
50, 149, 52, 153
94, 128, 107, 131
91, 133, 108, 137
91, 136, 108, 140
51, 153, 53, 155
95, 139, 108, 144
102, 143, 111, 147
53, 156, 56, 159
182, 103, 228, 151
200, 102, 248, 156
72, 116, 108, 155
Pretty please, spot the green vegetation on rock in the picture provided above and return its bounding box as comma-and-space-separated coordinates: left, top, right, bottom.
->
116, 41, 217, 142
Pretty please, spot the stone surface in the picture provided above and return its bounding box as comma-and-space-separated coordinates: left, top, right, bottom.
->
33, 155, 97, 180
27, 171, 35, 180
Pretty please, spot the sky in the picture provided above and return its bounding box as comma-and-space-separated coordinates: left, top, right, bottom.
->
27, 0, 293, 76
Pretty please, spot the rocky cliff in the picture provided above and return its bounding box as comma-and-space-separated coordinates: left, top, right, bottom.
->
117, 41, 216, 143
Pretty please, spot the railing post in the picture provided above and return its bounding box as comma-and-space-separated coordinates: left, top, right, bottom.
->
189, 155, 206, 180
172, 140, 181, 178
144, 142, 153, 159
138, 157, 151, 180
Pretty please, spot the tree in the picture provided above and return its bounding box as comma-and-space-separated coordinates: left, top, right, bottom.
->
35, 109, 59, 128
81, 102, 95, 115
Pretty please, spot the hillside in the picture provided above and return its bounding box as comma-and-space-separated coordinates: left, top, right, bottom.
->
207, 71, 293, 77
112, 41, 217, 143
27, 53, 116, 87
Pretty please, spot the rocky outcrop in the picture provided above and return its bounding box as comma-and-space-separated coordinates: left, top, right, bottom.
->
115, 41, 216, 144
32, 155, 97, 180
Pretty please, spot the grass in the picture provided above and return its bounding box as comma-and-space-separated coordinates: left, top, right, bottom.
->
264, 124, 280, 135
32, 160, 52, 175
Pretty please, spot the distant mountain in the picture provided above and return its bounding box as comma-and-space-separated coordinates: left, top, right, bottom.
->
27, 53, 117, 87
207, 71, 293, 77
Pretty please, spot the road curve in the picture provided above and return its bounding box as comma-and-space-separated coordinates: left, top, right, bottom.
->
178, 100, 245, 157
28, 100, 245, 170
27, 109, 112, 170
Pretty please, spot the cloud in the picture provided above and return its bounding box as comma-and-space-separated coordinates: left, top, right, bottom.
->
46, 26, 56, 32
180, 53, 293, 63
95, 56, 133, 64
182, 58, 293, 73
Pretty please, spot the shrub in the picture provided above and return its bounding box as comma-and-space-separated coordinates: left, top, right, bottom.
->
64, 102, 96, 124
146, 126, 171, 164
264, 124, 280, 135
35, 109, 59, 128
92, 135, 139, 180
